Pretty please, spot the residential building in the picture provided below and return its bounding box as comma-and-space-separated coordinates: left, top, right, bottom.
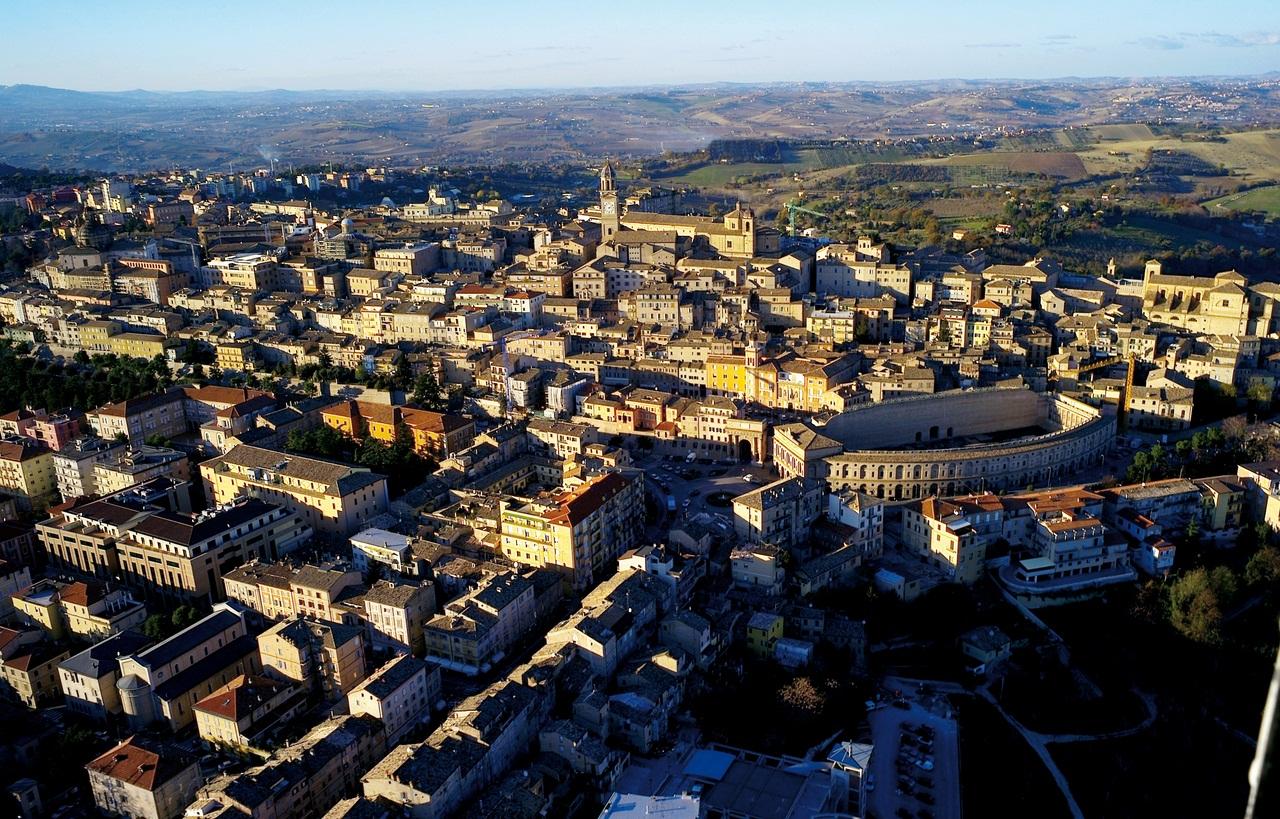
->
362, 579, 435, 655
193, 674, 306, 750
86, 737, 200, 819
499, 471, 644, 590
901, 495, 1003, 584
350, 527, 415, 577
87, 389, 188, 444
347, 655, 440, 745
257, 615, 368, 701
53, 436, 126, 500
58, 630, 153, 722
10, 579, 146, 641
200, 445, 389, 540
1, 639, 70, 708
93, 445, 190, 495
423, 571, 535, 675
731, 477, 824, 550
0, 438, 56, 511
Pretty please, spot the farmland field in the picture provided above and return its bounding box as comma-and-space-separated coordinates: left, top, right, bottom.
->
1076, 128, 1280, 181
1204, 184, 1280, 218
913, 151, 1089, 180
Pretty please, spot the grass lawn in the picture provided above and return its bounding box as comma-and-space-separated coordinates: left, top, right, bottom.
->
1205, 184, 1280, 218
957, 696, 1072, 819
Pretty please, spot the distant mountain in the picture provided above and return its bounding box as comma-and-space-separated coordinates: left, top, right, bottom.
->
2, 78, 1278, 173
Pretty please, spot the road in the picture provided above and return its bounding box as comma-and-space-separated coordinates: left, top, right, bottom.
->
866, 695, 960, 819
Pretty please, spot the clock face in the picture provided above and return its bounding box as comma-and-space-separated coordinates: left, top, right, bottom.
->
602, 201, 616, 215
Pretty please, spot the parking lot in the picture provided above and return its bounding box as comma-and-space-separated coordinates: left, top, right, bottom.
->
866, 696, 961, 819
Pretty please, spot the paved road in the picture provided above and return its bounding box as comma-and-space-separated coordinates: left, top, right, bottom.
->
867, 698, 960, 819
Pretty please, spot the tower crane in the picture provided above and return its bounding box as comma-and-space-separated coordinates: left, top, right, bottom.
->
784, 200, 829, 235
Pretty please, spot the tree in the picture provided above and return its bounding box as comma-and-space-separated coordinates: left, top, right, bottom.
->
1168, 566, 1237, 644
778, 676, 827, 718
412, 371, 446, 411
141, 614, 171, 640
1245, 545, 1280, 589
393, 355, 413, 391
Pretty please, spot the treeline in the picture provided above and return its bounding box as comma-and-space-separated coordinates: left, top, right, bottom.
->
0, 343, 173, 414
856, 163, 951, 184
707, 138, 786, 162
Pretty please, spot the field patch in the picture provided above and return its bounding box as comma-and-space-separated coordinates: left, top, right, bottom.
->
1205, 184, 1280, 218
916, 151, 1088, 181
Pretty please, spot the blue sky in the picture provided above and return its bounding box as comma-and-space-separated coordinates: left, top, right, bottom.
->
4, 0, 1279, 91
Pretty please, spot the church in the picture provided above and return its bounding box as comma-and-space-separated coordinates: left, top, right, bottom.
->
596, 162, 779, 260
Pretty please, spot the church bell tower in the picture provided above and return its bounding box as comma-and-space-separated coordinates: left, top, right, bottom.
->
599, 161, 620, 240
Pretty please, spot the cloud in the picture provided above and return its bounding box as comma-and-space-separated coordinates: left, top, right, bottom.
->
966, 41, 1023, 49
1200, 31, 1280, 47
1133, 31, 1280, 51
1041, 34, 1078, 44
1136, 35, 1186, 50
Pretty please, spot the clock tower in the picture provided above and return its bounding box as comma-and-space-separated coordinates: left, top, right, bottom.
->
599, 160, 620, 240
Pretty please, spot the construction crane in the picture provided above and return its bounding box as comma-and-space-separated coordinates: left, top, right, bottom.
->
784, 200, 828, 235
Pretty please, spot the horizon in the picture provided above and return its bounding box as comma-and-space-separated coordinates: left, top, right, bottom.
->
6, 68, 1280, 98
3, 0, 1280, 92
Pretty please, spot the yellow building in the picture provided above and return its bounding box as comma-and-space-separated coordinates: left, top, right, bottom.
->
320, 400, 475, 460
257, 616, 368, 701
79, 319, 122, 353
706, 346, 859, 413
0, 439, 56, 511
216, 341, 254, 372
107, 332, 177, 360
499, 471, 644, 591
193, 674, 304, 750
200, 444, 389, 540
745, 611, 784, 658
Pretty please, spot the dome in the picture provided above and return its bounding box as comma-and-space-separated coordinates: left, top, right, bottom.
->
117, 673, 147, 691
340, 217, 355, 233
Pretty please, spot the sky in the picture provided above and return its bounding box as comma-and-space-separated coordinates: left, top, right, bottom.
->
3, 0, 1279, 92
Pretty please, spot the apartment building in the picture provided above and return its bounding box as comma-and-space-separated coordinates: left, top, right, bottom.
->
87, 389, 188, 444
93, 445, 189, 495
1, 637, 70, 708
58, 629, 153, 722
901, 495, 1003, 584
87, 737, 200, 819
0, 438, 56, 511
10, 579, 146, 641
423, 571, 536, 675
499, 471, 644, 590
731, 477, 825, 550
222, 561, 301, 620
200, 444, 389, 540
257, 615, 367, 701
53, 436, 126, 499
320, 400, 475, 460
363, 579, 435, 655
347, 655, 440, 745
193, 674, 306, 751
188, 714, 386, 819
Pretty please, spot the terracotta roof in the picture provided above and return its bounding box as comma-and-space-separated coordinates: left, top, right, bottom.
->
193, 674, 293, 721
87, 737, 195, 791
